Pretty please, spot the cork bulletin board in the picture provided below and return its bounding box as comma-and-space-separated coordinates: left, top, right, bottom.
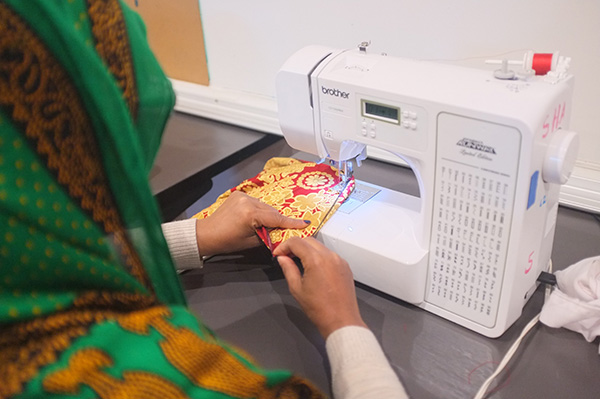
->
123, 0, 209, 85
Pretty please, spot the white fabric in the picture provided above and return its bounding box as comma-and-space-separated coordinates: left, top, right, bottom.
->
326, 326, 408, 399
539, 256, 600, 353
161, 219, 204, 270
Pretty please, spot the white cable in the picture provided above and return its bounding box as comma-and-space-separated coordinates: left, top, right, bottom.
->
473, 313, 540, 399
473, 260, 553, 399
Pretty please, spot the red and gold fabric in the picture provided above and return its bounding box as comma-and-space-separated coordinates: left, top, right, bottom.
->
192, 157, 355, 252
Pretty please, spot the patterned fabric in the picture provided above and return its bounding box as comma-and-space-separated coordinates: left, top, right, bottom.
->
0, 1, 324, 398
192, 157, 355, 251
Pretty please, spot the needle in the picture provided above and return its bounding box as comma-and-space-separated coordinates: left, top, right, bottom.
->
312, 177, 352, 236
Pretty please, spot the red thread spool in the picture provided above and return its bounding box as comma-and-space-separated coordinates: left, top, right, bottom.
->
531, 53, 554, 75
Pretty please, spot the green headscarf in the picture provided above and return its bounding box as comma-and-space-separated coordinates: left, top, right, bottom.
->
0, 1, 324, 398
0, 0, 183, 320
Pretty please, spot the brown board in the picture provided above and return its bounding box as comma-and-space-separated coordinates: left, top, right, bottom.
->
123, 0, 209, 85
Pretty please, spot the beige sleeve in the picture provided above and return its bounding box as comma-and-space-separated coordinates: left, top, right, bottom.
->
326, 326, 409, 399
161, 219, 204, 270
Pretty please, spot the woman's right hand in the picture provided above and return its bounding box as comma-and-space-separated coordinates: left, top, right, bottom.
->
273, 237, 367, 339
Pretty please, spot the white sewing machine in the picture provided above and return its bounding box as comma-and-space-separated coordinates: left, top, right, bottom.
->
275, 43, 579, 337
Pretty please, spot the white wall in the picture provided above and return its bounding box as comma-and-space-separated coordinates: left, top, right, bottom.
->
173, 0, 600, 212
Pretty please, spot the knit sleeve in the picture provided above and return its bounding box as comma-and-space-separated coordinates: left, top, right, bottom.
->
161, 219, 204, 270
325, 326, 409, 399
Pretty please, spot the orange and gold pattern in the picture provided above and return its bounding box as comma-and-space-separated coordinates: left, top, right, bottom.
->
0, 292, 157, 399
39, 305, 324, 399
87, 0, 139, 119
0, 0, 152, 291
193, 157, 355, 251
44, 348, 191, 399
117, 307, 272, 398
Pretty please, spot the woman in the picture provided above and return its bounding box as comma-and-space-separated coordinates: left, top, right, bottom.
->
0, 1, 406, 398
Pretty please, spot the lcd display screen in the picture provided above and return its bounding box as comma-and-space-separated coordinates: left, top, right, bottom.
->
363, 101, 400, 124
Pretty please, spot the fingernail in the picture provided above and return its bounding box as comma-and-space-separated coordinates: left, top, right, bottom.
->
303, 220, 311, 224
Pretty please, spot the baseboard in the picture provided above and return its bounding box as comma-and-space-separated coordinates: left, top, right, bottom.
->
171, 79, 281, 135
171, 79, 600, 214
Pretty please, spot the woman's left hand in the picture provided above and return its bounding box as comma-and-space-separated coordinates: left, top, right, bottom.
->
194, 191, 309, 257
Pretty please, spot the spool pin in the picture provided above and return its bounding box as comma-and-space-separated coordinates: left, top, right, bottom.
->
485, 51, 571, 82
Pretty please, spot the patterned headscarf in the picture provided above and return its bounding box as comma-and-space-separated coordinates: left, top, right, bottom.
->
0, 1, 324, 398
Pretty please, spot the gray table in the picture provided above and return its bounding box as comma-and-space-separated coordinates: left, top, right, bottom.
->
150, 112, 279, 221
158, 113, 600, 399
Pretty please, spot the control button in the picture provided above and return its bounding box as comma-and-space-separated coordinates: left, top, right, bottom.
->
402, 121, 411, 129
402, 110, 411, 119
527, 171, 539, 209
409, 122, 417, 130
361, 128, 367, 136
361, 120, 367, 128
542, 130, 579, 184
369, 130, 376, 138
408, 111, 418, 120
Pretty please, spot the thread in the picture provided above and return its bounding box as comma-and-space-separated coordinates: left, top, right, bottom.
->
531, 53, 554, 75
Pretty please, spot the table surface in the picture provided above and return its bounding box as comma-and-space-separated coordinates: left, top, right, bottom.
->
157, 113, 600, 399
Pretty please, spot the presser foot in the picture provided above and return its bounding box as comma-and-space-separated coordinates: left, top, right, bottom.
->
328, 159, 353, 188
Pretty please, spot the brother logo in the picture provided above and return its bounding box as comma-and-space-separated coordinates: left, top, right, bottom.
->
321, 86, 350, 99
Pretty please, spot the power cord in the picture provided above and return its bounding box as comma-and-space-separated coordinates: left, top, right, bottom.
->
473, 260, 555, 399
537, 271, 557, 286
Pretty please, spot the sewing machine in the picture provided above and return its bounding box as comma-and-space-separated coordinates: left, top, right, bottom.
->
275, 43, 579, 337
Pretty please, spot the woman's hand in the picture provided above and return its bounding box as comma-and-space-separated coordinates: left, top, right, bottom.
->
273, 237, 367, 339
195, 191, 309, 257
